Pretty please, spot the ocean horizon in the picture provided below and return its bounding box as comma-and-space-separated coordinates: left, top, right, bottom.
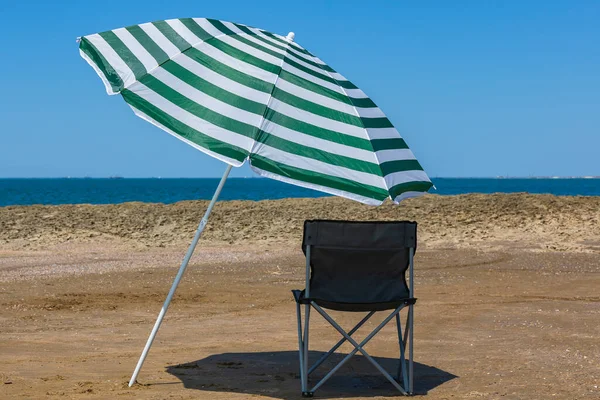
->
1, 177, 599, 207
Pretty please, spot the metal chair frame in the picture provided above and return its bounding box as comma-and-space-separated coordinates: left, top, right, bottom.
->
296, 246, 415, 397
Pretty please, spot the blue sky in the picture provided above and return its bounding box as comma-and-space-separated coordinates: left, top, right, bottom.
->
0, 1, 598, 178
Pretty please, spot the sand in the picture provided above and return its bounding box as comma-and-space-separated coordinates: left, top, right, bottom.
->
1, 194, 599, 399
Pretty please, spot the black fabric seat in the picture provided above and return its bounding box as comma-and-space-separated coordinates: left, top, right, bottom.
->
293, 220, 419, 397
292, 289, 416, 312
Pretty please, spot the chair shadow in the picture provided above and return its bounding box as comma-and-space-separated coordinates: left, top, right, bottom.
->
165, 350, 456, 399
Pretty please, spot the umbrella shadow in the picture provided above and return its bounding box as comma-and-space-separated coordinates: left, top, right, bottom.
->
165, 350, 456, 398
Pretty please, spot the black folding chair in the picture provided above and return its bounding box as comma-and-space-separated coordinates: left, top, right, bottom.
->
292, 220, 417, 397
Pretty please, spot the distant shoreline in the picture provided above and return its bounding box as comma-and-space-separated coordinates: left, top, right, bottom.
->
1, 176, 599, 180
1, 178, 599, 207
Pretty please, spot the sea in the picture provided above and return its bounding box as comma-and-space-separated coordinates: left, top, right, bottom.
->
1, 178, 599, 207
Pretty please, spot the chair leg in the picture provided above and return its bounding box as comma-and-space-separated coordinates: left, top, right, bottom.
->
302, 304, 311, 397
409, 304, 414, 395
296, 302, 306, 393
403, 307, 410, 349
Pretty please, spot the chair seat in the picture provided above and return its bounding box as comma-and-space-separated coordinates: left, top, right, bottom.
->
292, 289, 416, 312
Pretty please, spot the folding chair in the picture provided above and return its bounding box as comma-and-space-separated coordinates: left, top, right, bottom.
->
292, 220, 417, 397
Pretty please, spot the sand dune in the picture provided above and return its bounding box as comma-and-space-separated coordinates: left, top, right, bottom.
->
1, 193, 599, 252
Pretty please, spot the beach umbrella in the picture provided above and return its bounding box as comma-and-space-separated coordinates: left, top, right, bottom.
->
78, 18, 433, 386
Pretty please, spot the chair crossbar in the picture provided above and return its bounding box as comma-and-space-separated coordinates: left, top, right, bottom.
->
305, 302, 409, 395
308, 310, 376, 376
303, 304, 311, 391
396, 313, 409, 390
296, 302, 306, 389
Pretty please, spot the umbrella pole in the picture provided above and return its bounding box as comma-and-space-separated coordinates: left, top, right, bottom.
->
128, 164, 233, 387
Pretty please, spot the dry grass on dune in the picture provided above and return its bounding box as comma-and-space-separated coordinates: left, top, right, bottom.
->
1, 194, 599, 252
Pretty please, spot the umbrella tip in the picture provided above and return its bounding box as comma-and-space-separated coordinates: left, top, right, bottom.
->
286, 32, 295, 42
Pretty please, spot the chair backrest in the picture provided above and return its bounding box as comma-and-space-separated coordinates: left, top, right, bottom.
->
302, 220, 417, 307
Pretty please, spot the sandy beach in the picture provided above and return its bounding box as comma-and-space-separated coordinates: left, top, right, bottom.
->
1, 194, 599, 399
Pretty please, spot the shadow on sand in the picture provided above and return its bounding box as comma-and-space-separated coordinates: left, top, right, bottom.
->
166, 350, 456, 398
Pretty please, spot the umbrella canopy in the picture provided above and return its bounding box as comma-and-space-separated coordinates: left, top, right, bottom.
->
79, 18, 432, 205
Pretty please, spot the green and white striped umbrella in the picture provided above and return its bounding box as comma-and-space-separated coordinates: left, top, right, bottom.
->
79, 18, 432, 205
